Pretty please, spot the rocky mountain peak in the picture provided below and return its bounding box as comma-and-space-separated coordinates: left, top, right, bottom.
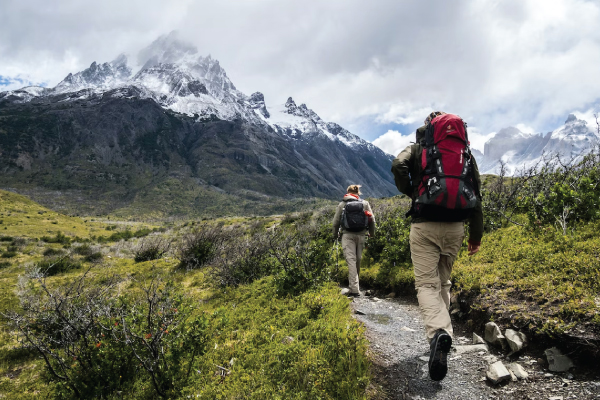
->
565, 114, 577, 124
249, 92, 269, 118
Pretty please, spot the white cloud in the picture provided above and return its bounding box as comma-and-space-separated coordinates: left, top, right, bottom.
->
1, 0, 600, 141
515, 124, 536, 134
467, 127, 497, 153
371, 130, 414, 156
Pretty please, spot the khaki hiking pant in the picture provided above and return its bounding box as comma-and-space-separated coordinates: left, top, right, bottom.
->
409, 222, 465, 340
341, 232, 366, 294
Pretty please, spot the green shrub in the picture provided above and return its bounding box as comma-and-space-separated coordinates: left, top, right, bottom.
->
84, 252, 103, 263
73, 243, 94, 256
42, 247, 65, 257
40, 231, 70, 244
177, 225, 231, 270
35, 256, 81, 276
270, 224, 334, 296
0, 261, 10, 268
0, 235, 12, 241
208, 233, 275, 287
134, 237, 170, 263
4, 272, 209, 399
1, 251, 17, 258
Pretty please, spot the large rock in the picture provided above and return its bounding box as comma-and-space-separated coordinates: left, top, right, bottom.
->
453, 344, 489, 355
486, 361, 511, 385
545, 347, 574, 372
485, 322, 506, 348
506, 363, 529, 380
505, 329, 527, 352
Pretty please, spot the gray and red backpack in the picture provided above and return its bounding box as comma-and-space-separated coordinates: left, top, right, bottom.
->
409, 114, 480, 222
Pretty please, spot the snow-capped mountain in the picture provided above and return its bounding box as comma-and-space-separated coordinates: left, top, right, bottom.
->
0, 32, 373, 153
478, 114, 599, 174
0, 33, 396, 215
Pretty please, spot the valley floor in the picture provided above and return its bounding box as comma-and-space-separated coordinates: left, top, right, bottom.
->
353, 294, 600, 400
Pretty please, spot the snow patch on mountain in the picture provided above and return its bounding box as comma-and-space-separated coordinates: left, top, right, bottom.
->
479, 114, 599, 175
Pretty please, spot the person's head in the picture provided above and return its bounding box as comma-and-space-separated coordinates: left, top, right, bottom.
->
424, 111, 446, 125
347, 184, 362, 195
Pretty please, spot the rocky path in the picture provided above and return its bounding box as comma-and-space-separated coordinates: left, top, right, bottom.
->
350, 294, 600, 400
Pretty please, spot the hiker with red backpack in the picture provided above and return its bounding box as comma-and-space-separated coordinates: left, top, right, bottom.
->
391, 111, 483, 382
332, 185, 376, 297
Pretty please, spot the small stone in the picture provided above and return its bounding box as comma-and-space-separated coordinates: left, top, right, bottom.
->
340, 288, 351, 295
505, 329, 527, 352
483, 355, 499, 364
485, 322, 506, 348
544, 373, 554, 378
364, 289, 374, 296
545, 347, 574, 372
281, 336, 294, 344
453, 344, 489, 355
473, 333, 486, 345
507, 363, 529, 380
400, 326, 415, 332
386, 292, 396, 298
372, 297, 381, 301
486, 361, 511, 385
419, 356, 429, 362
548, 397, 563, 400
509, 370, 518, 382
354, 309, 366, 315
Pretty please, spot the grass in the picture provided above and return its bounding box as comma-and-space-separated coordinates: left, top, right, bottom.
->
453, 221, 600, 336
0, 190, 369, 399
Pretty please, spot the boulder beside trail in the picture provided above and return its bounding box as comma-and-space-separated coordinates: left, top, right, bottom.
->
486, 361, 511, 385
505, 329, 527, 353
545, 347, 574, 372
506, 363, 529, 380
485, 322, 506, 349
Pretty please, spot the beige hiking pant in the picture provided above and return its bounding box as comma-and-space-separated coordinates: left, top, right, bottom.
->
409, 222, 465, 340
341, 232, 366, 294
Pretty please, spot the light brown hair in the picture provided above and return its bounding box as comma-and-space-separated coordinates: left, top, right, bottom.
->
347, 184, 362, 195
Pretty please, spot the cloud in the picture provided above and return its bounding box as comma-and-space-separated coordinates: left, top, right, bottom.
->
1, 0, 599, 147
371, 130, 414, 156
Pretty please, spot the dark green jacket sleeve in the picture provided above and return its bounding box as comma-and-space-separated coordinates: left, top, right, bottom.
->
391, 145, 414, 195
467, 155, 484, 245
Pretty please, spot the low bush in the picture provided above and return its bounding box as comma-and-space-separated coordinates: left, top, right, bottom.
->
0, 261, 10, 268
42, 247, 65, 257
1, 251, 17, 258
40, 231, 70, 244
0, 235, 13, 241
72, 243, 93, 256
3, 270, 209, 399
208, 232, 275, 287
176, 225, 232, 270
134, 236, 170, 263
34, 256, 81, 276
270, 223, 335, 296
84, 252, 103, 263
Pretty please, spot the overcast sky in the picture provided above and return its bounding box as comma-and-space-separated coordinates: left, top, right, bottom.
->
1, 0, 599, 154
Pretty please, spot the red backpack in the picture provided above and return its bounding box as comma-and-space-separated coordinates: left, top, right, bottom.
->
412, 114, 479, 221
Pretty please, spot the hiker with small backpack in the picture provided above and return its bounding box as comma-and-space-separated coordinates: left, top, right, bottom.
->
391, 111, 483, 382
332, 185, 376, 297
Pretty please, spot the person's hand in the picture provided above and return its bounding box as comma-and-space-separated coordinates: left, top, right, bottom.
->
468, 242, 480, 256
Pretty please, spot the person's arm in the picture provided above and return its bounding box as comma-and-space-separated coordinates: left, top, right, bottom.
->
365, 201, 376, 237
332, 202, 343, 240
468, 155, 483, 255
391, 145, 414, 195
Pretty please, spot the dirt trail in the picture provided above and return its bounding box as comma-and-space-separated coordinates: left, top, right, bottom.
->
351, 295, 600, 400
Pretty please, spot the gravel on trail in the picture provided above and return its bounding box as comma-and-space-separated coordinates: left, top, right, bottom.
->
351, 294, 600, 400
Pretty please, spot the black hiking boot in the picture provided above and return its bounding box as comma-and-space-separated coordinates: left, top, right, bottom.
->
347, 291, 361, 298
428, 329, 452, 381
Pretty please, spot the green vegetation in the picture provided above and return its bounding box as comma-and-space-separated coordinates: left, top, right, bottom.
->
0, 190, 368, 399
